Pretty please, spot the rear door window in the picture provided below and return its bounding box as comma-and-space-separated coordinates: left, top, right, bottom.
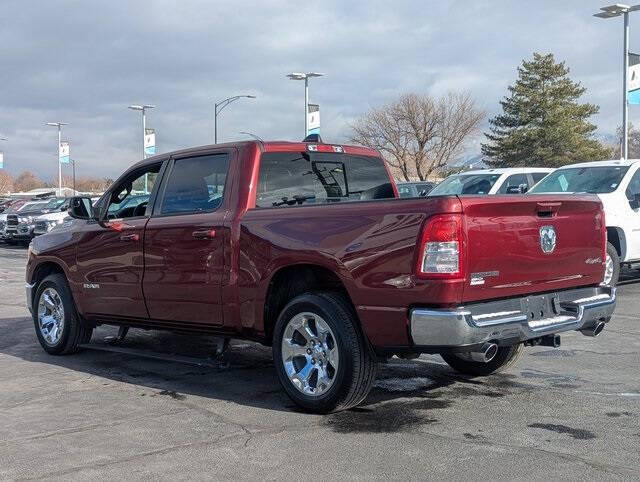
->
256, 152, 392, 207
160, 154, 229, 215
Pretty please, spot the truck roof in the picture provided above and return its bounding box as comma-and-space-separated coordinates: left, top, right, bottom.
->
557, 159, 640, 169
133, 140, 381, 170
460, 167, 553, 175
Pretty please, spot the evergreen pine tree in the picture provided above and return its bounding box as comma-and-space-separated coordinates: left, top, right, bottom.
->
482, 53, 613, 167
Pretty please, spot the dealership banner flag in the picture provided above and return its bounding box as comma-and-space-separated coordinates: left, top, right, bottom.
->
629, 53, 640, 104
308, 104, 320, 135
144, 128, 156, 156
0, 151, 3, 169
59, 141, 70, 164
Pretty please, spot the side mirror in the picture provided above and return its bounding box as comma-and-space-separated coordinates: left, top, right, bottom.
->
519, 183, 529, 194
630, 193, 640, 210
506, 185, 522, 194
68, 197, 95, 220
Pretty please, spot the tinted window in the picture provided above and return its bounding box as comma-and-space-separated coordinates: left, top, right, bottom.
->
531, 172, 548, 184
626, 168, 640, 200
107, 164, 161, 218
429, 173, 501, 196
398, 185, 416, 198
497, 173, 528, 194
530, 166, 630, 194
256, 152, 391, 207
161, 154, 229, 214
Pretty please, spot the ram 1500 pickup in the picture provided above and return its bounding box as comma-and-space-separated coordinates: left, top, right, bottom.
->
26, 140, 617, 413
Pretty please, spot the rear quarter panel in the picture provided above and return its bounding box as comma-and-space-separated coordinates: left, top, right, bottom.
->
231, 196, 462, 347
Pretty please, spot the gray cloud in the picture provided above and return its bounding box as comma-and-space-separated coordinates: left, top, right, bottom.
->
0, 0, 633, 180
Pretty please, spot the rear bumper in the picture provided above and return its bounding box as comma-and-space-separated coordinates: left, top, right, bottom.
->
410, 285, 616, 347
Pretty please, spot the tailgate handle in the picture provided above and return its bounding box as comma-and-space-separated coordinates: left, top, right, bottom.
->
536, 202, 561, 218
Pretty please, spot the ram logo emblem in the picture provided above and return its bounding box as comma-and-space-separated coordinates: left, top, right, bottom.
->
539, 226, 557, 254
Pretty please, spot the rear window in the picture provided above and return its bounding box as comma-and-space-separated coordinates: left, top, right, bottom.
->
429, 173, 501, 196
530, 166, 630, 194
256, 152, 392, 207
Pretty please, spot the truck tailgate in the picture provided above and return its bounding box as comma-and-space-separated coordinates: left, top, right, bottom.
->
460, 195, 605, 303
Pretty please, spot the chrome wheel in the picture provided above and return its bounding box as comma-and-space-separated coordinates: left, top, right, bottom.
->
603, 253, 614, 286
37, 287, 65, 346
281, 312, 339, 397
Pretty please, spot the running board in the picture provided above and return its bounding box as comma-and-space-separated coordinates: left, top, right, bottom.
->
77, 343, 228, 368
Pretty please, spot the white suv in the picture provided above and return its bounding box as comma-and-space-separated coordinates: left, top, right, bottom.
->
429, 168, 553, 196
529, 159, 640, 286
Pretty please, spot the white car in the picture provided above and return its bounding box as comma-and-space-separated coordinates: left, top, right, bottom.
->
33, 200, 72, 236
529, 159, 640, 286
429, 168, 553, 196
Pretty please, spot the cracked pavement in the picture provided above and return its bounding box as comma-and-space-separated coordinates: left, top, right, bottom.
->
1, 245, 639, 480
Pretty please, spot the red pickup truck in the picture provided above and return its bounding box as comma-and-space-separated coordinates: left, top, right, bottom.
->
26, 140, 616, 413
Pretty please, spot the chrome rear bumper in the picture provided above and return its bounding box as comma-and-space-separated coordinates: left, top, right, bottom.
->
410, 286, 616, 347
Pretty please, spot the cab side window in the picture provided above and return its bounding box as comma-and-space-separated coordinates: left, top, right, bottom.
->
160, 154, 229, 215
498, 173, 528, 194
106, 164, 161, 219
625, 169, 640, 201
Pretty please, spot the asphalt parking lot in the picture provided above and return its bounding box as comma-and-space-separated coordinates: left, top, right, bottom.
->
1, 245, 639, 480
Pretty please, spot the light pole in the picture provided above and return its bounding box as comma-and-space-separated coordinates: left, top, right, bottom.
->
46, 122, 68, 196
594, 3, 640, 159
128, 104, 154, 192
214, 95, 256, 143
286, 72, 324, 137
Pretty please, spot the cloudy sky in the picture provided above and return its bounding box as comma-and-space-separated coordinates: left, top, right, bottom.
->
0, 0, 635, 181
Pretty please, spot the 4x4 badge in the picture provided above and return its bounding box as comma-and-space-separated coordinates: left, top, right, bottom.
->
539, 225, 556, 254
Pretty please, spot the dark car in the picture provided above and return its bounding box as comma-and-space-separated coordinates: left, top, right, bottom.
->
26, 140, 615, 413
5, 198, 69, 245
397, 181, 436, 198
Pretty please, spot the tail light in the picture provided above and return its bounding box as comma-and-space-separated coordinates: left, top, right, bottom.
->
416, 214, 465, 279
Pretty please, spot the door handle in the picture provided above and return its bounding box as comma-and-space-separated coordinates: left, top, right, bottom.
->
192, 229, 216, 239
120, 233, 140, 242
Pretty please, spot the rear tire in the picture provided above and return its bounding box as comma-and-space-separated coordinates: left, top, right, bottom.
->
603, 242, 620, 287
33, 273, 93, 355
441, 344, 523, 377
273, 292, 377, 413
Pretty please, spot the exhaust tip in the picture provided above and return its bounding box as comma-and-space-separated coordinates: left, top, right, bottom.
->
469, 342, 498, 363
581, 321, 606, 337
485, 343, 498, 361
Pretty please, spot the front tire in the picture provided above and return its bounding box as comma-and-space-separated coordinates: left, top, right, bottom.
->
603, 242, 620, 287
441, 344, 523, 377
33, 273, 93, 355
273, 292, 377, 413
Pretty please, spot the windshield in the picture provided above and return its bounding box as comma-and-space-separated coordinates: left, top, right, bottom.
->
530, 166, 630, 194
429, 173, 501, 196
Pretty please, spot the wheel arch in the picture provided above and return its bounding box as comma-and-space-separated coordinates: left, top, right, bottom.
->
606, 226, 626, 260
262, 263, 359, 345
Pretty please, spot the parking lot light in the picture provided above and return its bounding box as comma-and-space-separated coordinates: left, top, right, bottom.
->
128, 104, 155, 192
214, 95, 256, 144
594, 3, 640, 158
45, 122, 68, 196
286, 72, 324, 137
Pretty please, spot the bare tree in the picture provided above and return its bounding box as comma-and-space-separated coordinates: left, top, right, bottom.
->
13, 171, 45, 192
0, 170, 14, 195
350, 92, 485, 181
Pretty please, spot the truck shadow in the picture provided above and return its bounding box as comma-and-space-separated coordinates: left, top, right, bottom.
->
0, 317, 531, 431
